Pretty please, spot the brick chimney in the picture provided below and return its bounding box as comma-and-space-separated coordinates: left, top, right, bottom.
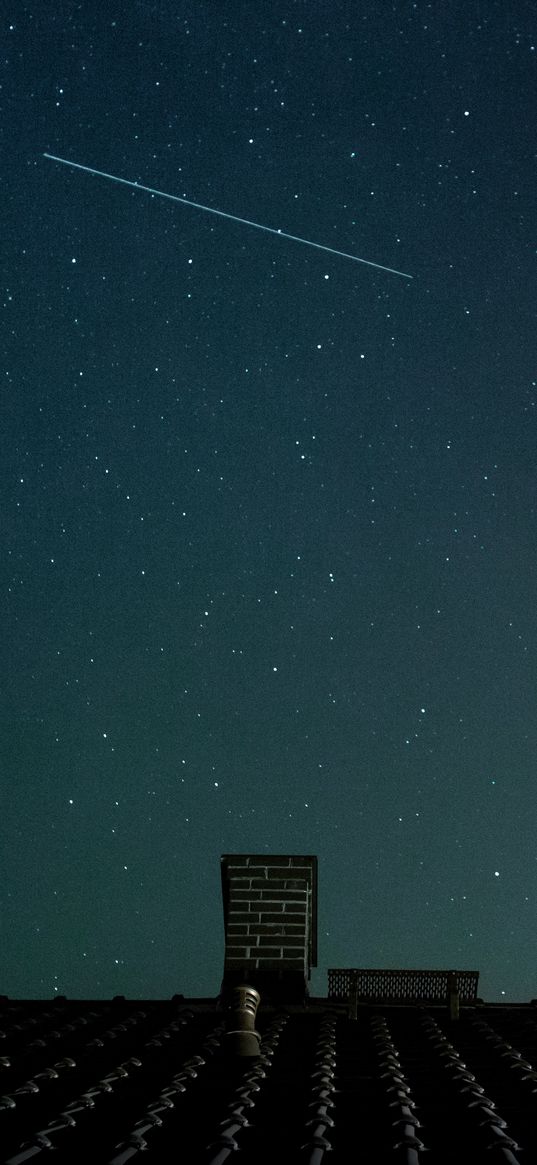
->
220, 854, 318, 1003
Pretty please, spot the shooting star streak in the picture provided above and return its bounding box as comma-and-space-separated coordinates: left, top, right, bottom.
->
43, 153, 413, 280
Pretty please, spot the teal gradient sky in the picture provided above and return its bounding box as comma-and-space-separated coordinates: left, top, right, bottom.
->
2, 1, 536, 1002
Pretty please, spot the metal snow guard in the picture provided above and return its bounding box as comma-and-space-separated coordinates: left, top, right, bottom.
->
328, 968, 479, 1004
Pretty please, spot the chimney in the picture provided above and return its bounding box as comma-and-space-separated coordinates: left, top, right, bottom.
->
220, 854, 318, 1003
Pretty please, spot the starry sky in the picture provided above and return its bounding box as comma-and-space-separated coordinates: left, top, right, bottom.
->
3, 1, 536, 1004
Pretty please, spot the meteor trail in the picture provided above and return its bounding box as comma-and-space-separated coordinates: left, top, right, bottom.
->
43, 153, 413, 280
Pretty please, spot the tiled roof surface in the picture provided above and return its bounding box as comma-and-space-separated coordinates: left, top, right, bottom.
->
2, 995, 537, 1163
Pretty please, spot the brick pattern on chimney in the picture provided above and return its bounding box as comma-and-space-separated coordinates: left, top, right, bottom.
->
221, 855, 317, 988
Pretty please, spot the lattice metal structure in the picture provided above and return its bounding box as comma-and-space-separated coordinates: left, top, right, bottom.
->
328, 967, 480, 1004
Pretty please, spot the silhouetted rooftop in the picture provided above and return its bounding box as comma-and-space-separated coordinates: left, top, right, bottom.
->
2, 992, 537, 1163
4, 856, 536, 1163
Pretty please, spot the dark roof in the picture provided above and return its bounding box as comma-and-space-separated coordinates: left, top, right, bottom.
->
2, 993, 537, 1164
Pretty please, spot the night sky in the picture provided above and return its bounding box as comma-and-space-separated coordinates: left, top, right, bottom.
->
3, 2, 536, 1003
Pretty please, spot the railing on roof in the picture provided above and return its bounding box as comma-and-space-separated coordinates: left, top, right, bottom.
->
328, 968, 479, 1005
